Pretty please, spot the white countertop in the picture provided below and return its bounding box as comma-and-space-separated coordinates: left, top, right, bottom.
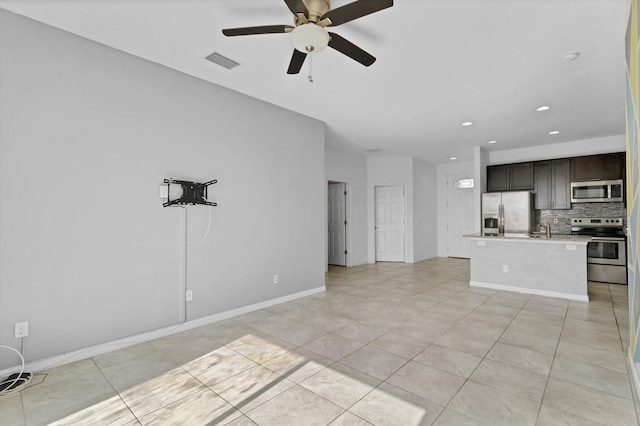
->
464, 233, 592, 244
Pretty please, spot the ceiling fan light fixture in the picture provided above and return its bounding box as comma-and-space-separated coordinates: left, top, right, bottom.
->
291, 24, 330, 53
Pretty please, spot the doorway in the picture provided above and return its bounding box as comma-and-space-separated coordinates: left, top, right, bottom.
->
447, 175, 475, 258
375, 185, 405, 262
328, 182, 347, 266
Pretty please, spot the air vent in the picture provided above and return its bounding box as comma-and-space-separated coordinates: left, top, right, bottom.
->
205, 52, 240, 70
364, 148, 384, 153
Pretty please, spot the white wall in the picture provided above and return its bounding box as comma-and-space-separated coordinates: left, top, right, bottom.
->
436, 161, 474, 257
325, 148, 368, 266
412, 158, 438, 262
474, 147, 489, 233
367, 157, 414, 263
0, 10, 325, 367
488, 135, 626, 165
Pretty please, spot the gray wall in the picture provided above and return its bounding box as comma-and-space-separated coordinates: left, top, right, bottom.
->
325, 148, 368, 266
0, 10, 325, 366
412, 158, 438, 262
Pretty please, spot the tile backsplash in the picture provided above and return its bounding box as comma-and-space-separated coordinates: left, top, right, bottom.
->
536, 202, 626, 235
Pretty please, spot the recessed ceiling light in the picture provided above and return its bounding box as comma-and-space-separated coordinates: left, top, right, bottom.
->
562, 52, 580, 62
450, 157, 457, 160
461, 121, 473, 127
549, 130, 560, 135
536, 106, 551, 112
488, 140, 497, 144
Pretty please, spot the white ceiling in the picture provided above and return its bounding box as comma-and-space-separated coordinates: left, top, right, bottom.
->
0, 0, 631, 164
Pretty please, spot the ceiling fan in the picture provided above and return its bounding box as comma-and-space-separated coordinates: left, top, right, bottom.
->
222, 0, 394, 74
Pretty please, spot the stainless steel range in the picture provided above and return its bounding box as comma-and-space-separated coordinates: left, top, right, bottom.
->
571, 217, 627, 285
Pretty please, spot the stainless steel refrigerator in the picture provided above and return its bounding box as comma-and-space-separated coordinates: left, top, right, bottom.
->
482, 191, 534, 236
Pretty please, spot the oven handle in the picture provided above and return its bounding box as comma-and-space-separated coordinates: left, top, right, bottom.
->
590, 236, 626, 242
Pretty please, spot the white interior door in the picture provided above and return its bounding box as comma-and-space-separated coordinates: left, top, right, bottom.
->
328, 182, 346, 266
375, 185, 405, 262
447, 176, 475, 258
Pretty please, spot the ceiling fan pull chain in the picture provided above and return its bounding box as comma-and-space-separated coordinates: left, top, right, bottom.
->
308, 54, 314, 83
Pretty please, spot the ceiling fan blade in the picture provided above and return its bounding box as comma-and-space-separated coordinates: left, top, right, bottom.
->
287, 50, 308, 74
328, 32, 376, 66
322, 0, 393, 26
222, 25, 294, 37
283, 0, 309, 17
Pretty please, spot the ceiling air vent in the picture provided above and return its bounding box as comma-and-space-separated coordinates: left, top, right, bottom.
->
205, 52, 240, 70
364, 148, 384, 153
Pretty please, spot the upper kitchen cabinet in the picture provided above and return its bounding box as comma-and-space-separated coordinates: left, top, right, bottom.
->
534, 159, 571, 209
571, 153, 624, 181
487, 162, 534, 192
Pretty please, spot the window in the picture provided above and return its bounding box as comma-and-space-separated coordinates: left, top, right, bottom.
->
453, 178, 474, 189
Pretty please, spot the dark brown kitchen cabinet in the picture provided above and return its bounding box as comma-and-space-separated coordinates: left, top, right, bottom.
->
534, 159, 570, 209
486, 165, 509, 191
487, 162, 534, 192
571, 153, 624, 181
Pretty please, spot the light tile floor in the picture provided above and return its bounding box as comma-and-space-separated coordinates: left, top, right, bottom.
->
1, 257, 639, 425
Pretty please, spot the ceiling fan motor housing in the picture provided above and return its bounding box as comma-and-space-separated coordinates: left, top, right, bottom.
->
299, 0, 330, 23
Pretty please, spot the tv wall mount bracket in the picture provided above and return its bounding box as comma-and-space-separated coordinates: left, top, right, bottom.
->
162, 178, 217, 207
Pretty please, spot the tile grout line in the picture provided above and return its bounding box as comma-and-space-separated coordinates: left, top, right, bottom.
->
433, 293, 531, 425
535, 292, 568, 426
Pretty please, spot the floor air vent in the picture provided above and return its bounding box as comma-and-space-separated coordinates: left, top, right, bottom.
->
205, 52, 240, 70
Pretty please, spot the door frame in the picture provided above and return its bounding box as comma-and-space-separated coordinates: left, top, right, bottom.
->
373, 184, 407, 263
326, 180, 350, 268
446, 174, 475, 258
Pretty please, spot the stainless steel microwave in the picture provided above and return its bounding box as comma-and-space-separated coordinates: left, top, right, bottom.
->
570, 179, 624, 203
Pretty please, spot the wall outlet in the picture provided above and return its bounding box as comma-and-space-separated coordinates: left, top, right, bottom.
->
15, 321, 28, 339
274, 274, 279, 284
566, 244, 577, 251
503, 265, 509, 273
186, 290, 193, 302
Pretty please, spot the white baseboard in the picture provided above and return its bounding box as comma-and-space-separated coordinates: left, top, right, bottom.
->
0, 286, 326, 376
469, 281, 589, 302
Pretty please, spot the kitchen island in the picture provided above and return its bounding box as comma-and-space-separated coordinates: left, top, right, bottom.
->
465, 234, 592, 301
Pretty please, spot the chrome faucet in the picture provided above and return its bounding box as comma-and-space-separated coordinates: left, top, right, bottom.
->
539, 223, 551, 238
